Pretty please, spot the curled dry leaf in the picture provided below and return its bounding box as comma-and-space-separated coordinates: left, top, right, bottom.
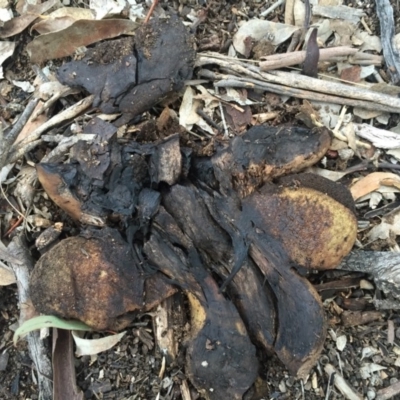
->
232, 19, 298, 56
359, 363, 387, 379
0, 0, 59, 38
26, 19, 139, 63
31, 7, 94, 34
36, 163, 105, 226
293, 0, 305, 27
33, 17, 68, 34
367, 208, 400, 242
350, 172, 400, 201
352, 29, 382, 52
31, 81, 80, 120
72, 331, 126, 357
179, 86, 214, 134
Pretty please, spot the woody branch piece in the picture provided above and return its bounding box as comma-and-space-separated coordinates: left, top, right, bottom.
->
198, 69, 400, 114
338, 250, 400, 301
196, 53, 400, 113
259, 47, 381, 70
375, 0, 400, 83
325, 364, 362, 400
6, 95, 94, 165
8, 234, 53, 400
0, 98, 39, 170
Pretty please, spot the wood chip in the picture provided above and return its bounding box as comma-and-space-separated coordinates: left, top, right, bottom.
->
341, 310, 383, 327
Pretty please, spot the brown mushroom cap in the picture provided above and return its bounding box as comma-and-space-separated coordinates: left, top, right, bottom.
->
30, 228, 175, 330
30, 231, 144, 330
243, 185, 357, 270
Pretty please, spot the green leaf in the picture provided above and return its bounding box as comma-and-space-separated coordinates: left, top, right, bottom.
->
13, 315, 92, 345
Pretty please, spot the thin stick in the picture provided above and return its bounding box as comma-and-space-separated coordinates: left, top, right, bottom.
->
196, 108, 222, 132
332, 106, 348, 136
219, 100, 229, 138
260, 0, 286, 17
144, 0, 158, 24
196, 54, 400, 111
271, 69, 400, 107
0, 98, 39, 170
8, 235, 53, 400
41, 134, 96, 163
214, 86, 229, 138
360, 17, 373, 35
259, 47, 359, 70
375, 0, 400, 83
6, 140, 43, 165
4, 216, 24, 237
198, 69, 400, 114
6, 95, 94, 164
196, 55, 400, 112
324, 364, 362, 400
0, 180, 25, 219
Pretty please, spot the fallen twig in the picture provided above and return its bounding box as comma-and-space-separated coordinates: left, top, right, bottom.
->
268, 69, 400, 109
41, 134, 96, 163
144, 0, 158, 24
324, 364, 362, 400
8, 234, 52, 400
4, 216, 24, 237
198, 69, 400, 114
6, 95, 94, 165
349, 52, 382, 65
284, 0, 295, 24
375, 0, 400, 83
260, 0, 286, 17
338, 250, 400, 301
259, 47, 381, 70
196, 108, 222, 132
7, 140, 43, 165
196, 54, 400, 112
0, 98, 39, 170
377, 380, 400, 400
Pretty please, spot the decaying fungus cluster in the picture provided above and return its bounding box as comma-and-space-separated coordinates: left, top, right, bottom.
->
31, 118, 357, 399
29, 14, 358, 400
